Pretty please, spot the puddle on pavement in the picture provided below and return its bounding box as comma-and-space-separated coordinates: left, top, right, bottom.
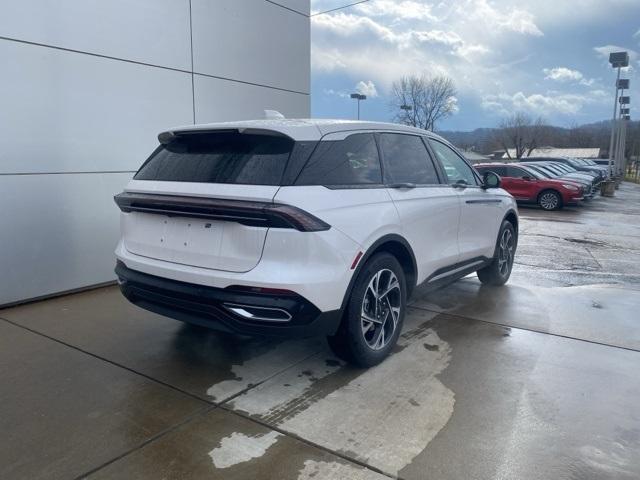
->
297, 460, 388, 480
208, 431, 281, 469
206, 309, 457, 476
204, 336, 323, 402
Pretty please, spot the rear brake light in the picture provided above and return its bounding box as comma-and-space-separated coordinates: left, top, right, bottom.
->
114, 193, 330, 232
264, 204, 330, 232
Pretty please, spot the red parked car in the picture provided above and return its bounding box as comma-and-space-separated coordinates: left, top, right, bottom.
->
474, 163, 584, 210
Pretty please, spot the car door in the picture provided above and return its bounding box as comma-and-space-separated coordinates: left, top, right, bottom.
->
428, 139, 502, 262
378, 132, 460, 283
506, 166, 537, 201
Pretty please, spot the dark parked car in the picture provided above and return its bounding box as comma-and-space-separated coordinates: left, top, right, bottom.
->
520, 161, 597, 197
475, 163, 585, 210
592, 159, 611, 167
573, 158, 609, 177
522, 157, 607, 181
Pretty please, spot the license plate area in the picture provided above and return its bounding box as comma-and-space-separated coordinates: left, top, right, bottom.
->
123, 212, 266, 272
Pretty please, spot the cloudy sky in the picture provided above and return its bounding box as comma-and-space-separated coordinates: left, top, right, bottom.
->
309, 0, 640, 131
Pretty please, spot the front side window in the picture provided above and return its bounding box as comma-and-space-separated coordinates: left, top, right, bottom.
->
429, 140, 479, 186
379, 133, 439, 185
295, 133, 382, 186
135, 132, 293, 185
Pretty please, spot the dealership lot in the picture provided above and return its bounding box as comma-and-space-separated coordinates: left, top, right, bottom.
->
2, 183, 640, 480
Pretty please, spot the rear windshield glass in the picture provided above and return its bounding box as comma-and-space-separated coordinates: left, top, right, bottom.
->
135, 132, 294, 185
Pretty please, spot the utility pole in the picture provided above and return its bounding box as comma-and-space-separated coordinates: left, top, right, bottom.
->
350, 93, 366, 120
607, 52, 629, 180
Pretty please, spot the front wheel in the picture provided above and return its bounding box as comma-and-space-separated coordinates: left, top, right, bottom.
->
538, 190, 562, 210
477, 221, 516, 286
327, 253, 406, 367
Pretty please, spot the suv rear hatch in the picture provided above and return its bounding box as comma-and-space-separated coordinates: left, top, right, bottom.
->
117, 130, 295, 273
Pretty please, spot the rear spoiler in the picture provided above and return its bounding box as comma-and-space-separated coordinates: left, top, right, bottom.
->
158, 128, 293, 145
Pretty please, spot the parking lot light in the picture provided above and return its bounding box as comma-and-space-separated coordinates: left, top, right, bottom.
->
607, 51, 629, 180
350, 93, 367, 120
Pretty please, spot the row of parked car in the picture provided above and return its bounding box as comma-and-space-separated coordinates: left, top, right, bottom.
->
474, 157, 609, 210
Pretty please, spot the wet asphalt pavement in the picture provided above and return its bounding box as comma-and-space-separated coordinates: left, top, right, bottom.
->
2, 183, 640, 480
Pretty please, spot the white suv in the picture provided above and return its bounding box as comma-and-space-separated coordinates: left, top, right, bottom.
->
115, 118, 518, 366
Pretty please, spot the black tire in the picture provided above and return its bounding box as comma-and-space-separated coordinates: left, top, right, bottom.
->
327, 253, 406, 367
477, 220, 516, 286
538, 190, 562, 210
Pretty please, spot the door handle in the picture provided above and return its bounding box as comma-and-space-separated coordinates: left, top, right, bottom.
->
387, 183, 417, 189
465, 199, 502, 204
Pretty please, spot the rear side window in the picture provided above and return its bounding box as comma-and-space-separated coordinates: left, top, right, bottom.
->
135, 132, 294, 185
379, 133, 439, 185
295, 133, 382, 186
478, 166, 507, 176
506, 166, 529, 178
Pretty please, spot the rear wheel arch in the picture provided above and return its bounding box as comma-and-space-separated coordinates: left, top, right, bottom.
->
503, 209, 518, 236
341, 234, 417, 311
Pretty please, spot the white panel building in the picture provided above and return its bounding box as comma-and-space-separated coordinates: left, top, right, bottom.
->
0, 0, 310, 305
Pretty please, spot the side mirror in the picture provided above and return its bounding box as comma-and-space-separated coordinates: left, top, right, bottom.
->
522, 175, 532, 181
482, 171, 501, 189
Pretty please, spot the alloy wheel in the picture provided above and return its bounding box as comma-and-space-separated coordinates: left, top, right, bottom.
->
498, 228, 515, 277
361, 269, 401, 350
540, 192, 559, 210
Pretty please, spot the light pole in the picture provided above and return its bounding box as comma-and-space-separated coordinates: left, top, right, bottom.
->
617, 95, 630, 178
350, 93, 366, 120
620, 113, 631, 177
620, 107, 630, 175
607, 52, 629, 179
615, 78, 630, 176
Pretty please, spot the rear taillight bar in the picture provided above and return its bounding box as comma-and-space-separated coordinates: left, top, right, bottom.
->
114, 192, 330, 232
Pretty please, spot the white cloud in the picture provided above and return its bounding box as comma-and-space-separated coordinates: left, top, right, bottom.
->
543, 67, 583, 82
543, 67, 595, 86
356, 0, 437, 21
323, 88, 349, 98
497, 8, 544, 36
481, 89, 609, 117
355, 80, 378, 98
310, 0, 639, 124
448, 96, 460, 114
311, 0, 543, 93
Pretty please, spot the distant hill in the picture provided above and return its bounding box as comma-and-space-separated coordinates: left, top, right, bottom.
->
436, 120, 639, 156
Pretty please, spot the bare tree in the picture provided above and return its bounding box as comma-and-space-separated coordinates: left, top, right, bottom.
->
494, 113, 548, 159
390, 75, 457, 131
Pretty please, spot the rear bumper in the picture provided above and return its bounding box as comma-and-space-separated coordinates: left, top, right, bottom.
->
115, 261, 342, 337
